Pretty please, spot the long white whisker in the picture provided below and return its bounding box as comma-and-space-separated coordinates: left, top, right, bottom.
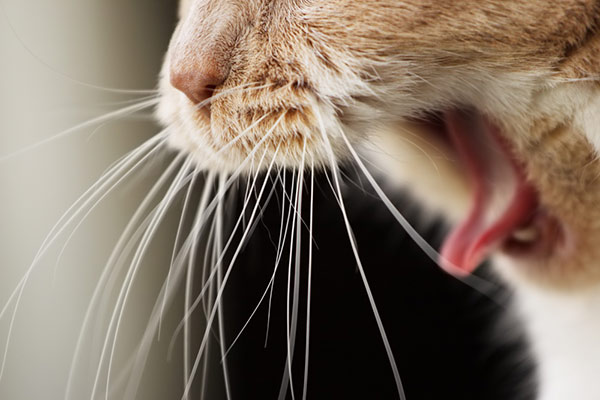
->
194, 82, 275, 111
0, 98, 159, 162
279, 138, 307, 400
52, 136, 172, 280
167, 113, 287, 354
212, 112, 271, 158
0, 132, 168, 383
313, 103, 406, 400
120, 194, 217, 400
301, 159, 315, 400
157, 168, 204, 340
327, 156, 407, 400
220, 169, 295, 360
337, 128, 499, 297
168, 144, 273, 357
181, 173, 216, 399
64, 153, 183, 400
198, 219, 217, 400
90, 155, 192, 400
89, 159, 191, 356
181, 141, 281, 400
49, 132, 168, 281
216, 175, 233, 400
265, 169, 295, 347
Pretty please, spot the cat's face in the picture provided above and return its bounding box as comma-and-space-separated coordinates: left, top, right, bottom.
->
159, 0, 600, 289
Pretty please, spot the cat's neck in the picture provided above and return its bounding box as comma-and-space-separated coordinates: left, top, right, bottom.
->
516, 282, 600, 400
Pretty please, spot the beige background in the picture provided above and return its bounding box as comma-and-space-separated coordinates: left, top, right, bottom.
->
0, 1, 187, 399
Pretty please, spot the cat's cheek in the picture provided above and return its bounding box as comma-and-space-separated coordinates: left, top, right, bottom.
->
367, 122, 472, 223
575, 89, 600, 158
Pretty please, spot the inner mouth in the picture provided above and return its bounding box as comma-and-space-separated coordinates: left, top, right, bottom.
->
424, 109, 563, 276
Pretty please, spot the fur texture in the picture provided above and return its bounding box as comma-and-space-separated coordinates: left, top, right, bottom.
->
158, 1, 600, 399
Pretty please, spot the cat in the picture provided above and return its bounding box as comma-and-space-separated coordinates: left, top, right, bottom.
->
157, 1, 600, 400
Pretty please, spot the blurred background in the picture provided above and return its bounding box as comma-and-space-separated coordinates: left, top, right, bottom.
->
0, 1, 182, 399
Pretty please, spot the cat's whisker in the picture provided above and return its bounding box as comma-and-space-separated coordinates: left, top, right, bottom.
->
105, 157, 198, 398
157, 167, 204, 340
279, 138, 307, 400
85, 106, 163, 142
0, 132, 168, 384
90, 161, 193, 354
264, 168, 293, 347
114, 205, 214, 400
193, 82, 277, 111
182, 139, 281, 400
220, 167, 292, 360
168, 146, 273, 358
65, 153, 184, 400
238, 159, 283, 256
323, 145, 407, 400
200, 201, 218, 323
280, 172, 299, 400
199, 215, 217, 400
241, 157, 260, 231
172, 119, 285, 392
48, 134, 166, 276
335, 126, 502, 300
220, 168, 286, 357
184, 205, 204, 400
212, 112, 272, 158
310, 100, 406, 400
301, 158, 315, 400
215, 174, 233, 400
166, 123, 285, 359
92, 94, 162, 108
119, 177, 220, 400
0, 98, 160, 162
42, 132, 168, 269
51, 138, 173, 281
180, 173, 217, 399
219, 167, 289, 361
90, 155, 194, 400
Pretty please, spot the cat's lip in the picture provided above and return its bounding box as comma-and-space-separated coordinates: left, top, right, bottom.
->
436, 110, 564, 276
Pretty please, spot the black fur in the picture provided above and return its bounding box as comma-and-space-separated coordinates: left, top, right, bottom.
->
197, 169, 537, 399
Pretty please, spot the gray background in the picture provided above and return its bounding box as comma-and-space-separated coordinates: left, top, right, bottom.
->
0, 1, 187, 398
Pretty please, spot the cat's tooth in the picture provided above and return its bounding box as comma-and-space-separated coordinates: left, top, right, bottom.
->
511, 227, 539, 243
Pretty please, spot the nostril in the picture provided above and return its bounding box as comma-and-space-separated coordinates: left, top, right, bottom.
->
169, 70, 225, 107
169, 53, 230, 115
204, 84, 218, 103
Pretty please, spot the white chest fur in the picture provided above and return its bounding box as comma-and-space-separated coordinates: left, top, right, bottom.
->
516, 285, 600, 400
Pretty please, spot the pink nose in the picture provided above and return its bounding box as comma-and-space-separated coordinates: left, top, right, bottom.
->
170, 57, 228, 105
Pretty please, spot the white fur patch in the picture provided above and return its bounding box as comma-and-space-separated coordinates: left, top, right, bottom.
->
515, 282, 600, 400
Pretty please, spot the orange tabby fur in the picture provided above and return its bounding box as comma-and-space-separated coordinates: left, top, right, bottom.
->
159, 2, 600, 399
160, 0, 600, 288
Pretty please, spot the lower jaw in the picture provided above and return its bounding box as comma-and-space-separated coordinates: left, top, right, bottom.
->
407, 109, 573, 277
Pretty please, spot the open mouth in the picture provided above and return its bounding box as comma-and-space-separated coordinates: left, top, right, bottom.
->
425, 109, 566, 276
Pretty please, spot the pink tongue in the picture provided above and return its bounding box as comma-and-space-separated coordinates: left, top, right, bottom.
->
439, 111, 538, 276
